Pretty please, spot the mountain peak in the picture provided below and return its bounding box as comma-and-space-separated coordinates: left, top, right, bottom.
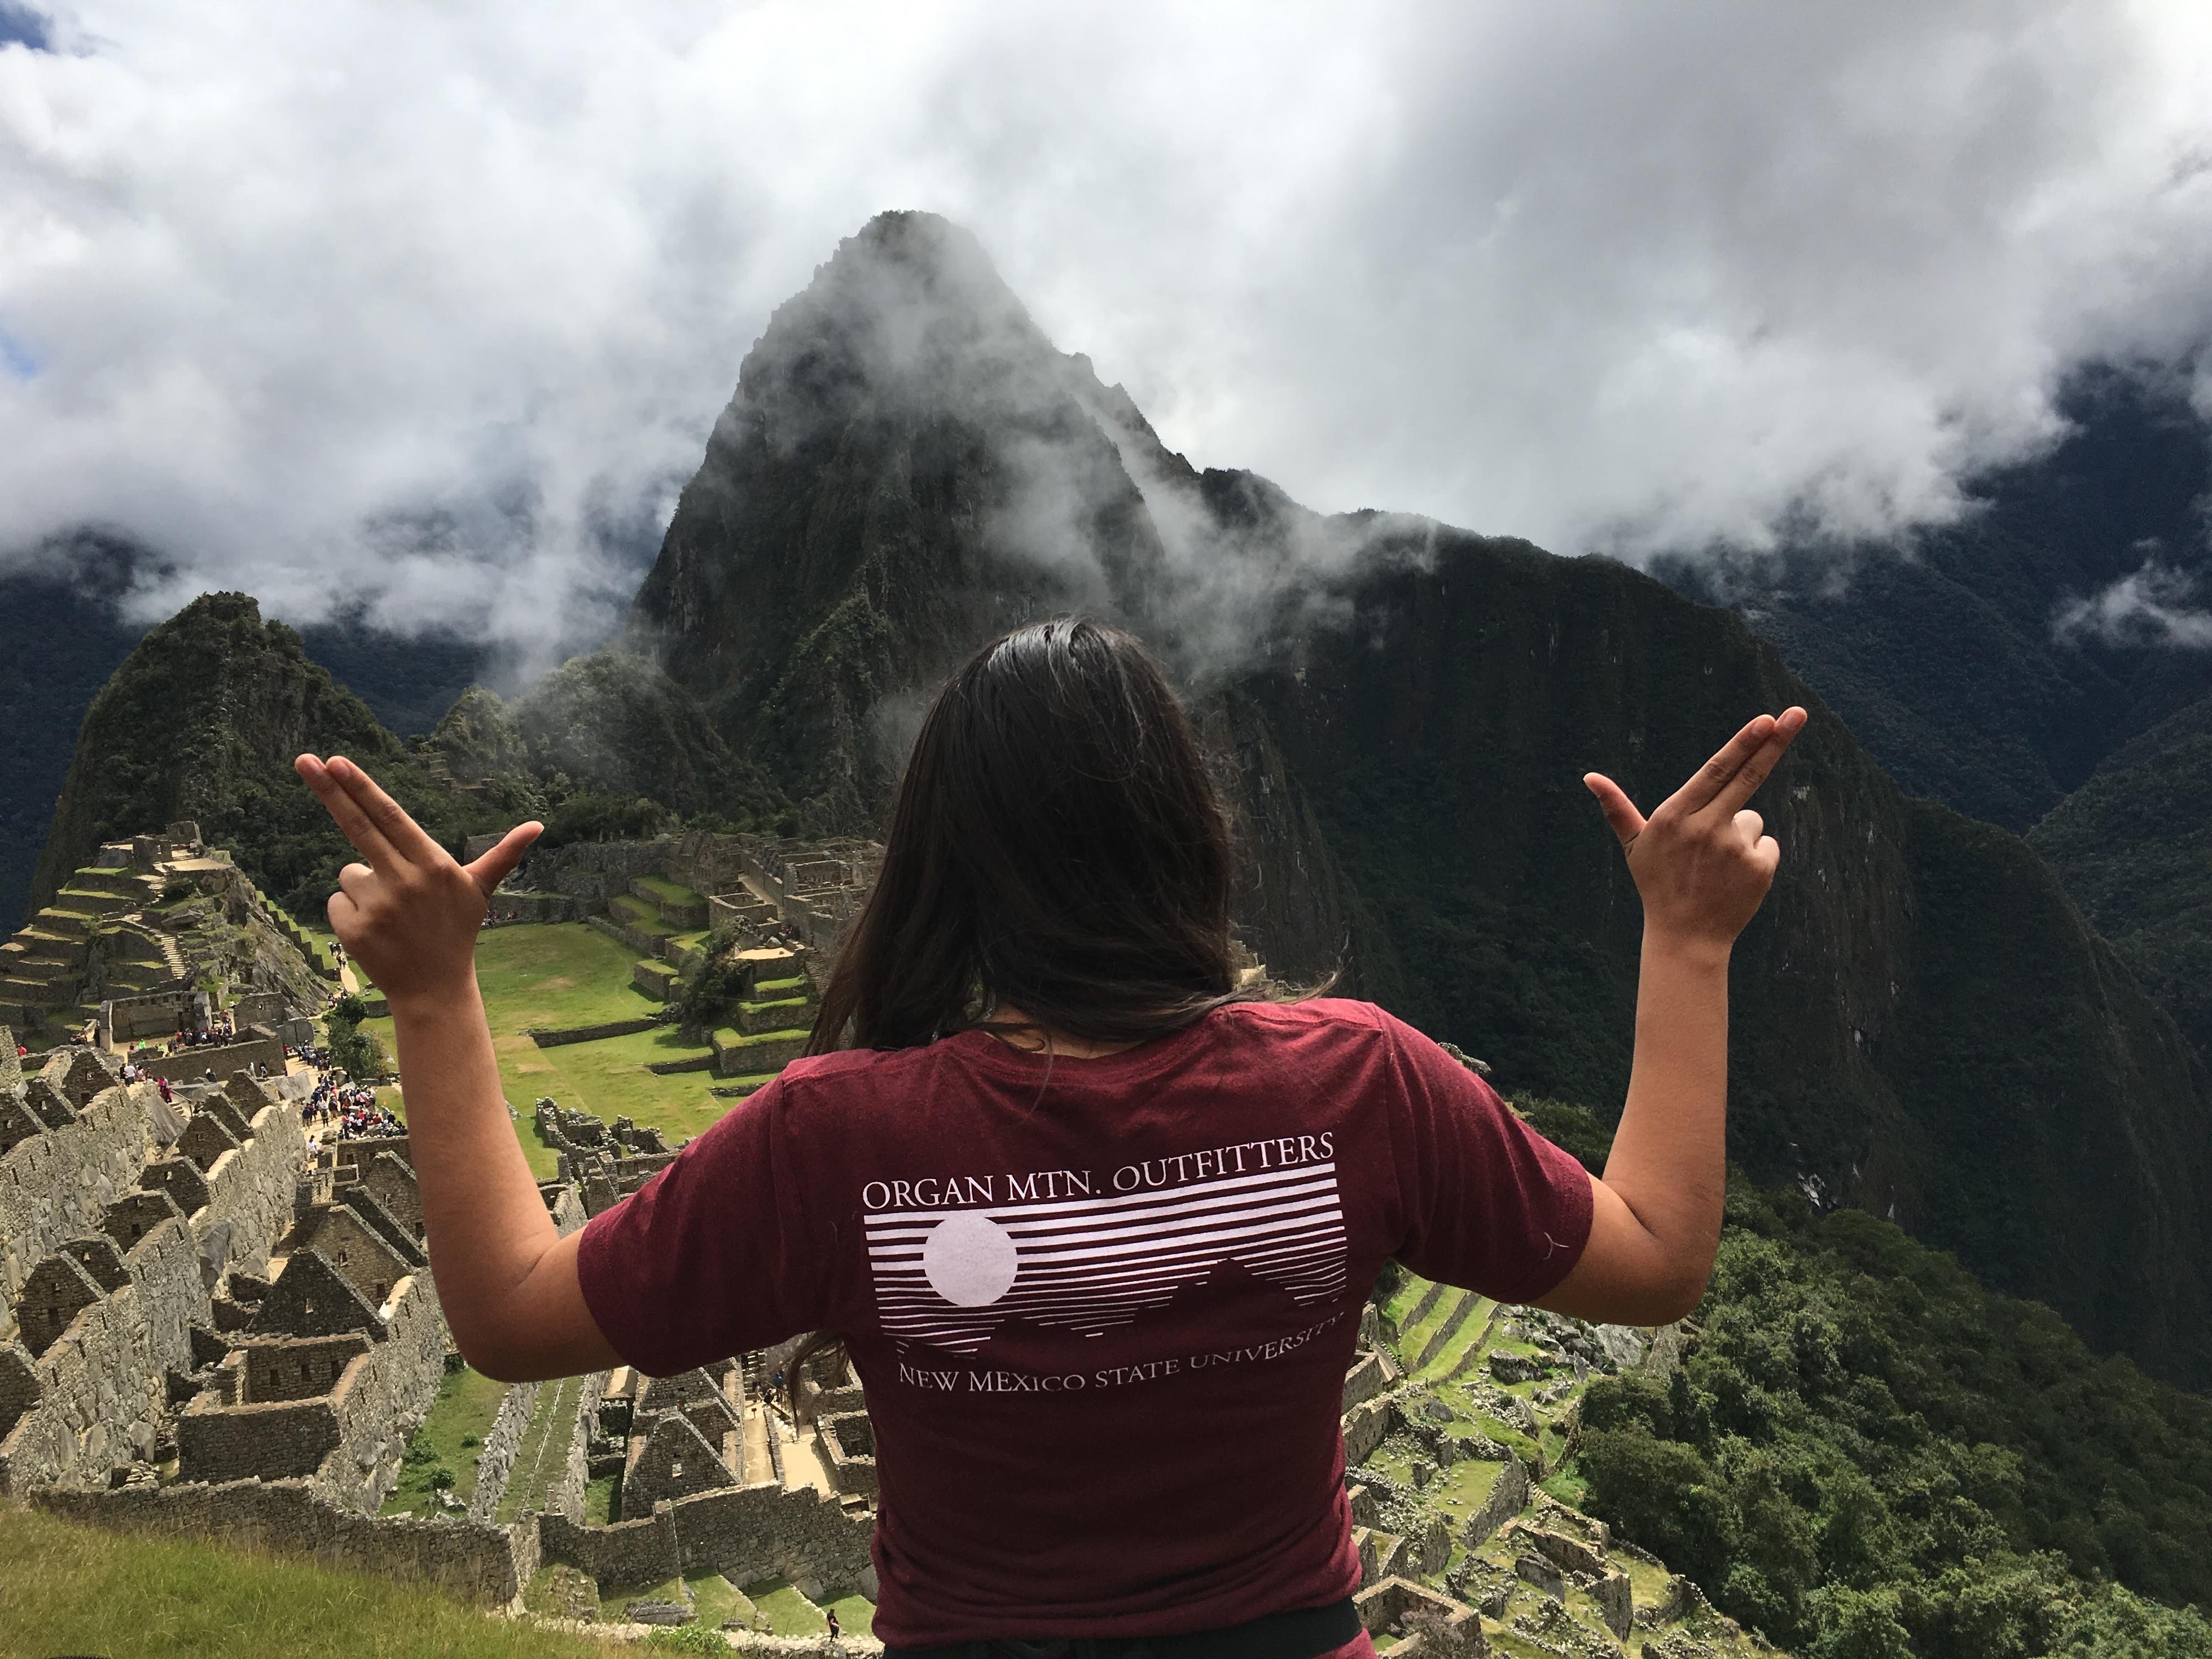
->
738, 210, 1057, 427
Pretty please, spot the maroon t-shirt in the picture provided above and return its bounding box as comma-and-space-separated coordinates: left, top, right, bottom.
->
577, 997, 1592, 1646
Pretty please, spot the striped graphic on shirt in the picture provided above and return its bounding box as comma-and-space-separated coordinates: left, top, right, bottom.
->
865, 1161, 1348, 1353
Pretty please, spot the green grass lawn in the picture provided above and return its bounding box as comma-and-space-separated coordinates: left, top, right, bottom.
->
682, 1572, 759, 1629
742, 1576, 827, 1635
1380, 1273, 1429, 1332
597, 1573, 686, 1615
633, 875, 704, 907
380, 1364, 511, 1514
822, 1593, 877, 1638
0, 1503, 620, 1658
366, 924, 738, 1174
501, 1026, 725, 1148
583, 1470, 621, 1523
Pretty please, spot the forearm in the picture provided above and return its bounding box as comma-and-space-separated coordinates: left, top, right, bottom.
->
1599, 930, 1731, 1308
389, 983, 562, 1370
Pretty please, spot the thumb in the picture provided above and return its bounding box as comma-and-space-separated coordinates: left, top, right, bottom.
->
1583, 773, 1646, 849
464, 822, 543, 899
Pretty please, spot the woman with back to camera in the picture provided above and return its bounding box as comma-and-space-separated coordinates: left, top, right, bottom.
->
295, 619, 1803, 1659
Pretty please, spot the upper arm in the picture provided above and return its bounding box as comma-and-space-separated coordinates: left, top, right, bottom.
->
566, 1081, 840, 1377
1380, 1013, 1594, 1305
471, 1229, 622, 1383
1530, 1173, 1707, 1326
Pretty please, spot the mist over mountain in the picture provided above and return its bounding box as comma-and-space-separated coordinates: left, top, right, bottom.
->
1657, 372, 2212, 1062
1658, 371, 2212, 833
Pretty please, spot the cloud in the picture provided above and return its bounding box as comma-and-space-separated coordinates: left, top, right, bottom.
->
1, 1, 2209, 670
2053, 560, 2212, 648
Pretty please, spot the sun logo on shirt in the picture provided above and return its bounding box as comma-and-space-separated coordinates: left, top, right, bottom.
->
920, 1210, 1021, 1307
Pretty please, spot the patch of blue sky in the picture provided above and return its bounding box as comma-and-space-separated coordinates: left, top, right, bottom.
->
0, 3, 50, 51
0, 330, 41, 381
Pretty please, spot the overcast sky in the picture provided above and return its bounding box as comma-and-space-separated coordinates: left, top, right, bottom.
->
2, 1, 2209, 668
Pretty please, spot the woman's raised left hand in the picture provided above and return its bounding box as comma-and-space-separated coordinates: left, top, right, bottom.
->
294, 753, 541, 1010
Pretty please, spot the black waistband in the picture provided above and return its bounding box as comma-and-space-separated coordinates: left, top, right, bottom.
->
882, 1596, 1362, 1659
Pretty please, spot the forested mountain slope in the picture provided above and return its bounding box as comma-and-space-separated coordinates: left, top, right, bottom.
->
2029, 689, 2212, 1065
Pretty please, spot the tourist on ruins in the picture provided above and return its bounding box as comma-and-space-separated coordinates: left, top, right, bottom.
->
295, 619, 1803, 1659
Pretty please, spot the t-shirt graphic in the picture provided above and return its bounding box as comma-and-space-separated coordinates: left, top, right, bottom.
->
862, 1141, 1348, 1353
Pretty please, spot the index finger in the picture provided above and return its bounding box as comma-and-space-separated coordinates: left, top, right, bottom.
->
1707, 706, 1807, 817
1667, 713, 1780, 815
325, 755, 446, 867
296, 754, 402, 868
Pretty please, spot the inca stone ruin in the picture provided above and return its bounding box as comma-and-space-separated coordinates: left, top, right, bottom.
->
2, 826, 1773, 1656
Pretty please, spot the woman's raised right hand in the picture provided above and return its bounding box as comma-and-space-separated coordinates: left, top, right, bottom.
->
1582, 707, 1808, 958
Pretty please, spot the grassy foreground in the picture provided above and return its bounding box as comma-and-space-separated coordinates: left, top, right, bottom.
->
0, 1504, 621, 1659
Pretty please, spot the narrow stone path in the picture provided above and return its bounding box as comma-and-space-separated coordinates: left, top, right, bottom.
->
742, 1403, 773, 1487
778, 1416, 835, 1498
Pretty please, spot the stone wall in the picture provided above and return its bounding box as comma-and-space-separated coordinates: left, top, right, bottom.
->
105, 989, 207, 1043
177, 1266, 444, 1506
138, 1032, 287, 1086
548, 1370, 606, 1523
713, 1031, 810, 1077
468, 1379, 543, 1522
1463, 1456, 1529, 1546
1342, 1391, 1400, 1467
590, 914, 668, 958
818, 1412, 877, 1499
540, 1505, 681, 1590
666, 1481, 877, 1601
176, 1389, 340, 1483
0, 1079, 160, 1310
520, 840, 671, 912
318, 1271, 449, 1511
1343, 1348, 1392, 1413
527, 1017, 663, 1048
195, 1094, 309, 1275
0, 1213, 206, 1495
538, 1477, 876, 1602
36, 1477, 539, 1607
490, 891, 578, 924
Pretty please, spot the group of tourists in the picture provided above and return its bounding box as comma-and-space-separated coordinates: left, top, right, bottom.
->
170, 1013, 239, 1048
304, 1076, 402, 1141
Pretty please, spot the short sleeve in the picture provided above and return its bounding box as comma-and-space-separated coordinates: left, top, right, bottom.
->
1378, 1011, 1593, 1303
574, 1079, 837, 1376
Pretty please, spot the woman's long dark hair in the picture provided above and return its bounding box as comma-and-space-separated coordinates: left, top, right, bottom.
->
807, 618, 1250, 1054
